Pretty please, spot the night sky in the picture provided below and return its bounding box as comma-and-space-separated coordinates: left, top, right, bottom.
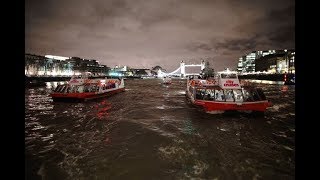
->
25, 0, 294, 72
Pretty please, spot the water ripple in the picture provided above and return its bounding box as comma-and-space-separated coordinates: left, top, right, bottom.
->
25, 79, 295, 179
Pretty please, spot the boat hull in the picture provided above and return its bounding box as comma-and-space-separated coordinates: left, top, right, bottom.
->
186, 90, 271, 113
185, 69, 272, 114
194, 100, 271, 113
50, 87, 125, 102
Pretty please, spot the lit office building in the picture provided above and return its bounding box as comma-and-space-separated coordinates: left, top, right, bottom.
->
256, 50, 276, 59
288, 51, 295, 74
255, 49, 295, 74
25, 54, 110, 76
237, 52, 257, 73
244, 52, 256, 73
78, 59, 109, 75
25, 53, 47, 76
237, 49, 294, 74
237, 57, 244, 72
237, 50, 277, 73
108, 65, 128, 77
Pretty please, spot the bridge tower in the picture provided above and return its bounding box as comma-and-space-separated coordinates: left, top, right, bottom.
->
201, 59, 206, 71
180, 60, 185, 77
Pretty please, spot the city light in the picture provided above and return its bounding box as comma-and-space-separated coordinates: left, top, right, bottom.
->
45, 55, 69, 60
109, 72, 121, 76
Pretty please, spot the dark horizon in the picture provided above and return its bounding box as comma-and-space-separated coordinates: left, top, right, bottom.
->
26, 0, 294, 72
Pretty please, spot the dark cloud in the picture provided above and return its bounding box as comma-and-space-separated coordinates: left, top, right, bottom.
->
186, 42, 214, 52
214, 38, 258, 52
268, 24, 295, 45
25, 0, 295, 71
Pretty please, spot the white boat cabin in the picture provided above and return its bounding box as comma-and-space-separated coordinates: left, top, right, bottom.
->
53, 75, 123, 94
187, 69, 267, 103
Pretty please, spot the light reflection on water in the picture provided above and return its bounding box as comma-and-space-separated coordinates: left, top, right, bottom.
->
25, 79, 295, 179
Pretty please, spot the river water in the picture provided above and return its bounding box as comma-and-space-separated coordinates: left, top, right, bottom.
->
25, 79, 295, 179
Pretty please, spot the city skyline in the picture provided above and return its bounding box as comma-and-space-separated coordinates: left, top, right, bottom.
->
26, 0, 294, 72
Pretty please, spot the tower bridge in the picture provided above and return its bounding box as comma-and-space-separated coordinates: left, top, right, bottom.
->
158, 60, 206, 78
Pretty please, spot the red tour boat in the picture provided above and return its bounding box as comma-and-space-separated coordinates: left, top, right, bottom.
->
186, 69, 272, 114
50, 74, 125, 102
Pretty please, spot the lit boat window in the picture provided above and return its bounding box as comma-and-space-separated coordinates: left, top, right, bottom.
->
195, 89, 206, 100
224, 89, 235, 102
204, 89, 215, 101
221, 73, 237, 78
233, 89, 243, 102
215, 89, 225, 101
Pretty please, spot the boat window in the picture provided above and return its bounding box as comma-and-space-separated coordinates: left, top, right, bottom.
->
90, 85, 98, 92
54, 85, 61, 92
242, 88, 261, 101
77, 85, 84, 93
59, 85, 65, 92
70, 85, 77, 93
215, 89, 225, 101
221, 73, 237, 79
57, 85, 63, 92
60, 85, 66, 93
86, 85, 91, 92
233, 89, 243, 102
225, 89, 235, 102
195, 89, 206, 100
242, 88, 253, 102
66, 86, 71, 93
91, 84, 99, 92
204, 89, 215, 101
106, 82, 115, 89
256, 88, 266, 100
251, 89, 261, 101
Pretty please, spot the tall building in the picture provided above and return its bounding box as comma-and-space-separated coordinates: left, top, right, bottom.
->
237, 57, 244, 72
256, 50, 276, 59
287, 51, 295, 74
25, 54, 110, 76
237, 49, 295, 74
255, 49, 295, 74
244, 52, 256, 73
25, 53, 51, 76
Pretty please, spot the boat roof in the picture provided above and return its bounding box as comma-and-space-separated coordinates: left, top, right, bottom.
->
217, 68, 238, 75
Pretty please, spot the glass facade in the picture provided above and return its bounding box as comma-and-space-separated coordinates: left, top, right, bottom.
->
25, 54, 109, 76
237, 49, 295, 74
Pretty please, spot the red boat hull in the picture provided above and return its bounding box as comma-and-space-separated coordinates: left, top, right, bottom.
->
194, 100, 272, 112
50, 88, 125, 102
